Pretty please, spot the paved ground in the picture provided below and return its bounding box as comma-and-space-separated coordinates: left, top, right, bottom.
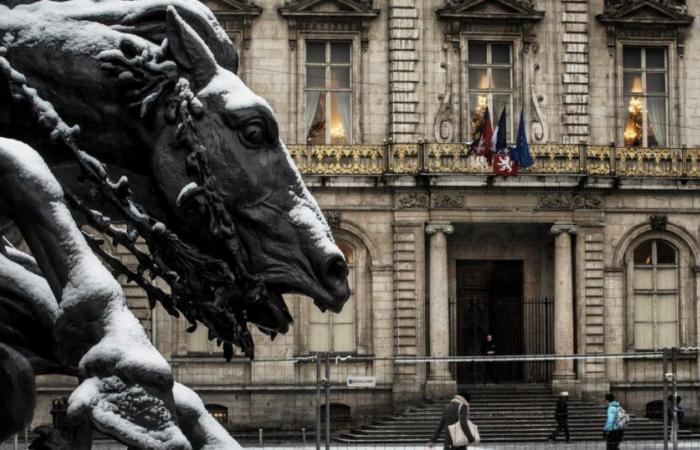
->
3, 440, 700, 449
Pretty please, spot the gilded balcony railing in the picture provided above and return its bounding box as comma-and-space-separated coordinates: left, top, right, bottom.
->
287, 143, 700, 178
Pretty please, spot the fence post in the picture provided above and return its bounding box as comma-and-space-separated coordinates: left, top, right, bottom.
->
315, 354, 321, 450
672, 348, 678, 450
663, 349, 669, 450
324, 352, 331, 450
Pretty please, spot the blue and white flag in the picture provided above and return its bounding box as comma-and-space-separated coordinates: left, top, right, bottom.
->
491, 107, 507, 154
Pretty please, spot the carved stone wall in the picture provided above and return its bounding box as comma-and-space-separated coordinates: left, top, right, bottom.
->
389, 0, 421, 143
562, 0, 590, 144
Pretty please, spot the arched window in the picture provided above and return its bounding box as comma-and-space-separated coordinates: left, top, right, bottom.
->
309, 241, 356, 352
632, 239, 679, 349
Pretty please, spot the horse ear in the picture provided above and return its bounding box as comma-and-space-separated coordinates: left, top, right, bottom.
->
165, 6, 218, 89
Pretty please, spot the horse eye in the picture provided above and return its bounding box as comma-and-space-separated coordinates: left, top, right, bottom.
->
242, 122, 265, 147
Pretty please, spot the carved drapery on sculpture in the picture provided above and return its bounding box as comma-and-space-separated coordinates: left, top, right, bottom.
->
208, 0, 261, 50
596, 0, 693, 55
278, 0, 380, 50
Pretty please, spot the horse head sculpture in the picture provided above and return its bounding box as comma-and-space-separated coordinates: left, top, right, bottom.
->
0, 0, 349, 447
1, 0, 349, 358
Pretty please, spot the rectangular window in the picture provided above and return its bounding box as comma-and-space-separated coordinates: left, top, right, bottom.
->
467, 42, 513, 141
623, 47, 668, 148
633, 240, 679, 350
305, 41, 352, 145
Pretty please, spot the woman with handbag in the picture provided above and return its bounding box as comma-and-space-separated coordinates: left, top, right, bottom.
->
427, 393, 480, 449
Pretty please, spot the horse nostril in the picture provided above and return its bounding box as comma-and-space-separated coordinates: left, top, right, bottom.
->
321, 255, 350, 306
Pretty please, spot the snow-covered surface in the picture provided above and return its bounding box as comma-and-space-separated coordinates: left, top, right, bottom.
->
68, 376, 190, 450
173, 382, 244, 450
1, 0, 229, 55
198, 68, 272, 113
176, 181, 200, 207
282, 140, 340, 260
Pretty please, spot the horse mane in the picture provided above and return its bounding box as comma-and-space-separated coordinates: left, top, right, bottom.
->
1, 0, 239, 74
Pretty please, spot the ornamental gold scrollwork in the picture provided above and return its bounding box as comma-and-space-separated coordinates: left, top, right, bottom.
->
426, 143, 490, 173
616, 147, 682, 177
528, 144, 580, 174
287, 144, 309, 173
391, 144, 420, 174
308, 145, 383, 175
585, 146, 612, 176
686, 149, 700, 177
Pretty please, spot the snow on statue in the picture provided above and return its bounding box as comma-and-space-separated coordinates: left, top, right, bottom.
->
0, 0, 350, 448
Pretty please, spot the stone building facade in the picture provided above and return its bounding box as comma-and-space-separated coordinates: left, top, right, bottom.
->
33, 0, 700, 431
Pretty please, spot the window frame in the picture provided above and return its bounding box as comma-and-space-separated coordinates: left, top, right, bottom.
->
621, 46, 669, 148
460, 34, 522, 143
298, 34, 361, 145
616, 40, 677, 148
630, 239, 680, 350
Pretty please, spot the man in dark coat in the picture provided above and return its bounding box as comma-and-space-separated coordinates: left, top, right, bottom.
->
548, 391, 570, 442
428, 394, 471, 449
481, 334, 497, 383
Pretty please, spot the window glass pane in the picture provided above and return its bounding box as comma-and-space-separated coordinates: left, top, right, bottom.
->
310, 303, 330, 323
306, 67, 326, 88
634, 241, 653, 265
623, 47, 642, 68
469, 68, 489, 90
656, 268, 677, 290
307, 41, 325, 63
306, 92, 326, 144
634, 268, 653, 290
331, 67, 350, 89
492, 94, 511, 142
646, 48, 666, 69
656, 240, 676, 264
657, 294, 678, 321
309, 323, 329, 352
634, 294, 653, 322
335, 295, 355, 323
347, 266, 355, 288
647, 97, 666, 147
469, 94, 488, 140
646, 73, 666, 94
658, 322, 678, 348
634, 322, 653, 350
333, 323, 354, 352
330, 92, 351, 145
491, 44, 511, 64
623, 72, 643, 95
338, 242, 354, 265
492, 69, 511, 90
330, 42, 351, 64
624, 96, 644, 147
468, 42, 487, 64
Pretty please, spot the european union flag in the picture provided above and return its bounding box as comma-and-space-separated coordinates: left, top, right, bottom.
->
509, 110, 533, 168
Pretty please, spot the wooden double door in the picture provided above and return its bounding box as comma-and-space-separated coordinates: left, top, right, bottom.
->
455, 260, 524, 383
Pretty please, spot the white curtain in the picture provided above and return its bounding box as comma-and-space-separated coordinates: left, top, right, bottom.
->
306, 91, 322, 139
646, 97, 666, 147
336, 92, 352, 144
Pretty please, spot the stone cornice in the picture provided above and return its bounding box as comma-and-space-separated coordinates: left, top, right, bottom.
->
436, 0, 544, 22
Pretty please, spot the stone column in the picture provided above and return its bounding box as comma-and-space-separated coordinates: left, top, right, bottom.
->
425, 222, 454, 389
550, 223, 577, 380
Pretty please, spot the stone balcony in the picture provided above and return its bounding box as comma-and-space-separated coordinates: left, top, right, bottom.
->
288, 143, 700, 190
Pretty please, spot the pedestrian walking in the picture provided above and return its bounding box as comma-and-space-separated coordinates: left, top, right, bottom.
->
668, 394, 685, 442
603, 393, 628, 450
428, 393, 478, 449
481, 334, 497, 384
548, 391, 570, 442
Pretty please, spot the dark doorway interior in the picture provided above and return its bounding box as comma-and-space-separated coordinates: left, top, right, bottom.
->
456, 260, 524, 384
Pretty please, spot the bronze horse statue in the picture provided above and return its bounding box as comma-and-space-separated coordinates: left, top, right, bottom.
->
0, 0, 349, 447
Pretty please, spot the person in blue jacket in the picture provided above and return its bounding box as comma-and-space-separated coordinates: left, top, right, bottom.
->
604, 393, 624, 449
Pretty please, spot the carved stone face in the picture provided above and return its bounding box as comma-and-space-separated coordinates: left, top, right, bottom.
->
152, 9, 349, 342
